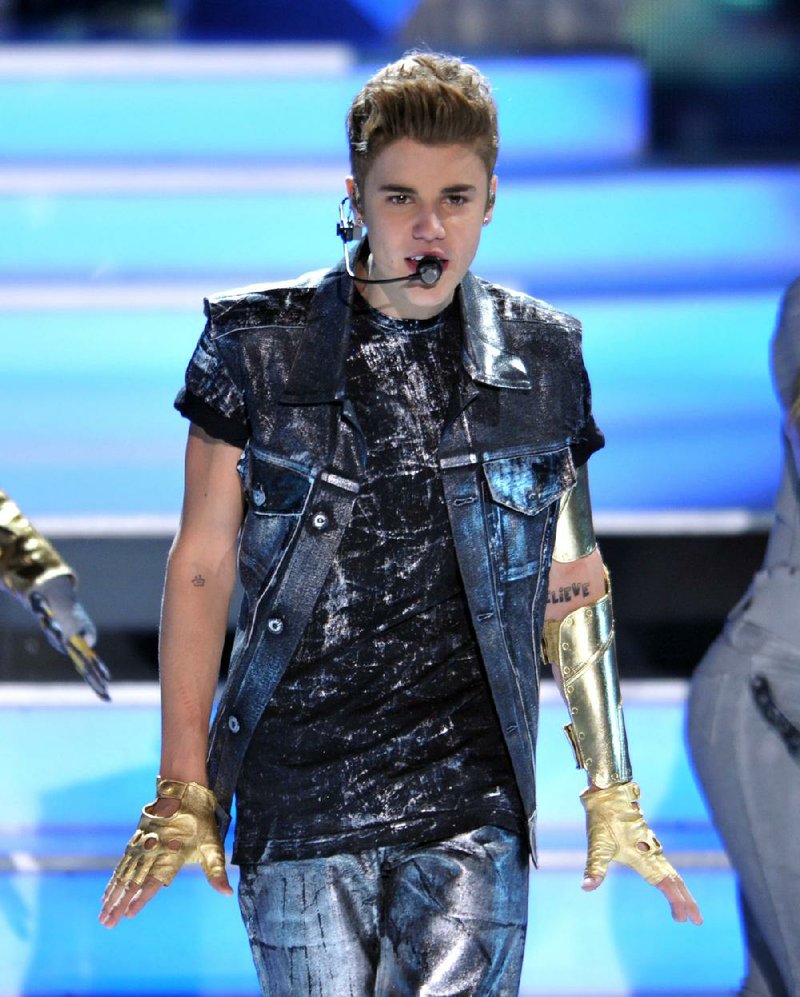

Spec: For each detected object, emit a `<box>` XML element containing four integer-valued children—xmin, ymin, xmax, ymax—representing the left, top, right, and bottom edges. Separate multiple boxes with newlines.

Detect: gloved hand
<box><xmin>581</xmin><ymin>781</ymin><xmax>703</xmax><ymax>924</ymax></box>
<box><xmin>30</xmin><ymin>574</ymin><xmax>96</xmax><ymax>645</ymax></box>
<box><xmin>100</xmin><ymin>778</ymin><xmax>232</xmax><ymax>928</ymax></box>
<box><xmin>28</xmin><ymin>575</ymin><xmax>111</xmax><ymax>700</ymax></box>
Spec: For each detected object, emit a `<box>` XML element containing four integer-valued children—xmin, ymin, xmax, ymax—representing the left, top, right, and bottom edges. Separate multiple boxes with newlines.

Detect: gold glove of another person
<box><xmin>581</xmin><ymin>781</ymin><xmax>678</xmax><ymax>885</ymax></box>
<box><xmin>110</xmin><ymin>778</ymin><xmax>226</xmax><ymax>888</ymax></box>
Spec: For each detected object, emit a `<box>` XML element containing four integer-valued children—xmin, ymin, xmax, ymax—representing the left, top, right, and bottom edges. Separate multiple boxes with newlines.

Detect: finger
<box><xmin>101</xmin><ymin>873</ymin><xmax>123</xmax><ymax>907</ymax></box>
<box><xmin>99</xmin><ymin>879</ymin><xmax>140</xmax><ymax>928</ymax></box>
<box><xmin>123</xmin><ymin>877</ymin><xmax>164</xmax><ymax>918</ymax></box>
<box><xmin>672</xmin><ymin>876</ymin><xmax>703</xmax><ymax>926</ymax></box>
<box><xmin>99</xmin><ymin>848</ymin><xmax>155</xmax><ymax>922</ymax></box>
<box><xmin>209</xmin><ymin>873</ymin><xmax>234</xmax><ymax>896</ymax></box>
<box><xmin>581</xmin><ymin>873</ymin><xmax>604</xmax><ymax>892</ymax></box>
<box><xmin>100</xmin><ymin>866</ymin><xmax>139</xmax><ymax>913</ymax></box>
<box><xmin>100</xmin><ymin>875</ymin><xmax>162</xmax><ymax>927</ymax></box>
<box><xmin>656</xmin><ymin>874</ymin><xmax>703</xmax><ymax>926</ymax></box>
<box><xmin>66</xmin><ymin>637</ymin><xmax>111</xmax><ymax>701</ymax></box>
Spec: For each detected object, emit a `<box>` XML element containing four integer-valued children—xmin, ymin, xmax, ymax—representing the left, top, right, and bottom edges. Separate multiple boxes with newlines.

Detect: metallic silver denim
<box><xmin>237</xmin><ymin>825</ymin><xmax>529</xmax><ymax>996</ymax></box>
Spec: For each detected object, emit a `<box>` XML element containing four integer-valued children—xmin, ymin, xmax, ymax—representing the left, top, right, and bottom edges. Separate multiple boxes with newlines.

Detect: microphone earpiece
<box><xmin>336</xmin><ymin>198</ymin><xmax>363</xmax><ymax>244</ymax></box>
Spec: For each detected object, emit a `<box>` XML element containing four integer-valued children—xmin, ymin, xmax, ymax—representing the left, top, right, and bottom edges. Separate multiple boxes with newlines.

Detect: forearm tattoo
<box><xmin>192</xmin><ymin>575</ymin><xmax>206</xmax><ymax>587</ymax></box>
<box><xmin>547</xmin><ymin>580</ymin><xmax>590</xmax><ymax>605</ymax></box>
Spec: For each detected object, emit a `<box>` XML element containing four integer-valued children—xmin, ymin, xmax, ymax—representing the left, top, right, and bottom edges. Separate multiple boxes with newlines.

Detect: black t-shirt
<box><xmin>232</xmin><ymin>297</ymin><xmax>526</xmax><ymax>862</ymax></box>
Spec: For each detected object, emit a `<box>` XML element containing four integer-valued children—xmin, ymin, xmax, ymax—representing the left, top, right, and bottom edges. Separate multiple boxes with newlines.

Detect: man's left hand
<box><xmin>580</xmin><ymin>781</ymin><xmax>703</xmax><ymax>925</ymax></box>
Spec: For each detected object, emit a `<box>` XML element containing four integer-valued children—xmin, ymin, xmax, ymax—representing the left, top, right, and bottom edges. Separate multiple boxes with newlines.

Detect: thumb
<box><xmin>199</xmin><ymin>842</ymin><xmax>233</xmax><ymax>895</ymax></box>
<box><xmin>582</xmin><ymin>870</ymin><xmax>605</xmax><ymax>892</ymax></box>
<box><xmin>209</xmin><ymin>872</ymin><xmax>234</xmax><ymax>896</ymax></box>
<box><xmin>583</xmin><ymin>835</ymin><xmax>615</xmax><ymax>887</ymax></box>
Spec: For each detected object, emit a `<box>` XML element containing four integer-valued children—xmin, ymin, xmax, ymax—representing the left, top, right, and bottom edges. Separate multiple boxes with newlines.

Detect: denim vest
<box><xmin>202</xmin><ymin>253</ymin><xmax>592</xmax><ymax>859</ymax></box>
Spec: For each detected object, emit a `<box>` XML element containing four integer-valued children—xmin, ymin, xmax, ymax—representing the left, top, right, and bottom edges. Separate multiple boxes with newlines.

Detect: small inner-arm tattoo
<box><xmin>191</xmin><ymin>574</ymin><xmax>206</xmax><ymax>587</ymax></box>
<box><xmin>547</xmin><ymin>581</ymin><xmax>591</xmax><ymax>605</ymax></box>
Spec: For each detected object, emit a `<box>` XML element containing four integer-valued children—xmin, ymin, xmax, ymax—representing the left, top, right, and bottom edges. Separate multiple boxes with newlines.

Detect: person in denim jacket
<box><xmin>690</xmin><ymin>278</ymin><xmax>800</xmax><ymax>996</ymax></box>
<box><xmin>101</xmin><ymin>52</ymin><xmax>700</xmax><ymax>994</ymax></box>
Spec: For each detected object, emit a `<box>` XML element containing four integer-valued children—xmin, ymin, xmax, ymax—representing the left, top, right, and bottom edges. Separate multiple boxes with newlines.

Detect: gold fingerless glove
<box><xmin>112</xmin><ymin>778</ymin><xmax>226</xmax><ymax>887</ymax></box>
<box><xmin>582</xmin><ymin>781</ymin><xmax>678</xmax><ymax>885</ymax></box>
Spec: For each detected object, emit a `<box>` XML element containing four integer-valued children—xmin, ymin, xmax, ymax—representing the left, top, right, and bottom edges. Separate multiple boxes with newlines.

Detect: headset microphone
<box><xmin>336</xmin><ymin>198</ymin><xmax>443</xmax><ymax>288</ymax></box>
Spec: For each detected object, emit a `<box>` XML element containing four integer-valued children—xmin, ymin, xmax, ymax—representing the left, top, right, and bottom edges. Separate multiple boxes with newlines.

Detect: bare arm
<box><xmin>100</xmin><ymin>424</ymin><xmax>244</xmax><ymax>926</ymax></box>
<box><xmin>158</xmin><ymin>424</ymin><xmax>245</xmax><ymax>784</ymax></box>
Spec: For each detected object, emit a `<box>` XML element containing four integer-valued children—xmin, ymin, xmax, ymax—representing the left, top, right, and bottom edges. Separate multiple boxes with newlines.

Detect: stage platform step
<box><xmin>0</xmin><ymin>682</ymin><xmax>745</xmax><ymax>996</ymax></box>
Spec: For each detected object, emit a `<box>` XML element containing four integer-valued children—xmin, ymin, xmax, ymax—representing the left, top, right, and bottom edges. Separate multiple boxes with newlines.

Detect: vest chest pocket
<box><xmin>236</xmin><ymin>447</ymin><xmax>314</xmax><ymax>595</ymax></box>
<box><xmin>482</xmin><ymin>448</ymin><xmax>575</xmax><ymax>581</ymax></box>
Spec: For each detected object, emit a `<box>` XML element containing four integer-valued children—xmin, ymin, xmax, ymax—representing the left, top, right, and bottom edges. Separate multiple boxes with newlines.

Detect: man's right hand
<box><xmin>99</xmin><ymin>778</ymin><xmax>232</xmax><ymax>928</ymax></box>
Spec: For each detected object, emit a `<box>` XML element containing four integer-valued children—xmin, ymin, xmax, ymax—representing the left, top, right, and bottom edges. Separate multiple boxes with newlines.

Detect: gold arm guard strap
<box><xmin>0</xmin><ymin>490</ymin><xmax>74</xmax><ymax>599</ymax></box>
<box><xmin>552</xmin><ymin>463</ymin><xmax>596</xmax><ymax>562</ymax></box>
<box><xmin>543</xmin><ymin>582</ymin><xmax>632</xmax><ymax>788</ymax></box>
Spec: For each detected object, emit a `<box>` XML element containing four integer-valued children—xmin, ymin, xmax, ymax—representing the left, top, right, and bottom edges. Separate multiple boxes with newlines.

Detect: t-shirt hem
<box><xmin>232</xmin><ymin>806</ymin><xmax>527</xmax><ymax>865</ymax></box>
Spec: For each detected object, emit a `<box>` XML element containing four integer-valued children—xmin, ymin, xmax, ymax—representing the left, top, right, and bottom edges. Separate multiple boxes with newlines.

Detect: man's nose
<box><xmin>412</xmin><ymin>205</ymin><xmax>445</xmax><ymax>240</ymax></box>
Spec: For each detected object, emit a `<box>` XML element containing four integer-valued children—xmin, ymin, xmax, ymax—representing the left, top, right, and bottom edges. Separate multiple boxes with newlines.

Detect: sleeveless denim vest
<box><xmin>199</xmin><ymin>251</ymin><xmax>593</xmax><ymax>861</ymax></box>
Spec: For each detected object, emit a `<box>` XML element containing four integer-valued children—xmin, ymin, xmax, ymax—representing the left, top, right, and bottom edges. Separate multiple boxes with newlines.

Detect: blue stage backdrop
<box><xmin>0</xmin><ymin>46</ymin><xmax>794</xmax><ymax>520</ymax></box>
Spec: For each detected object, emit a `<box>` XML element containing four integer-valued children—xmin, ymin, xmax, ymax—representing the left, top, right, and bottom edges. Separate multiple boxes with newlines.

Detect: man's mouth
<box><xmin>406</xmin><ymin>254</ymin><xmax>448</xmax><ymax>272</ymax></box>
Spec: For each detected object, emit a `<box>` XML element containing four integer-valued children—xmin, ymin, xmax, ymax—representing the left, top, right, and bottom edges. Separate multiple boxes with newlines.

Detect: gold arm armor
<box><xmin>543</xmin><ymin>466</ymin><xmax>632</xmax><ymax>788</ymax></box>
<box><xmin>0</xmin><ymin>489</ymin><xmax>74</xmax><ymax>600</ymax></box>
<box><xmin>552</xmin><ymin>463</ymin><xmax>597</xmax><ymax>562</ymax></box>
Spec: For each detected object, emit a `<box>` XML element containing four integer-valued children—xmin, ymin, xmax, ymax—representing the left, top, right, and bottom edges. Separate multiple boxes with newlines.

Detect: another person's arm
<box><xmin>544</xmin><ymin>464</ymin><xmax>702</xmax><ymax>925</ymax></box>
<box><xmin>100</xmin><ymin>425</ymin><xmax>244</xmax><ymax>926</ymax></box>
<box><xmin>0</xmin><ymin>489</ymin><xmax>110</xmax><ymax>699</ymax></box>
<box><xmin>772</xmin><ymin>277</ymin><xmax>800</xmax><ymax>468</ymax></box>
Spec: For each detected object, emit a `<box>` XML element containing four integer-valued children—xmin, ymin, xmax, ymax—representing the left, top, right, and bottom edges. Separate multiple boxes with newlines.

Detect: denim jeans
<box><xmin>237</xmin><ymin>824</ymin><xmax>529</xmax><ymax>996</ymax></box>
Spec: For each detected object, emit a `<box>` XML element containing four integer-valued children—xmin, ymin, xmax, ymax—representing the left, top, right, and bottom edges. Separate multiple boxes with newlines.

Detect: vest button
<box><xmin>311</xmin><ymin>511</ymin><xmax>329</xmax><ymax>530</ymax></box>
<box><xmin>228</xmin><ymin>715</ymin><xmax>240</xmax><ymax>734</ymax></box>
<box><xmin>267</xmin><ymin>617</ymin><xmax>284</xmax><ymax>635</ymax></box>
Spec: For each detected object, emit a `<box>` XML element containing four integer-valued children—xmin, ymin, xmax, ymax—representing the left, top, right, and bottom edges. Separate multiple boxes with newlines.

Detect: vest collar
<box><xmin>459</xmin><ymin>271</ymin><xmax>531</xmax><ymax>390</ymax></box>
<box><xmin>280</xmin><ymin>243</ymin><xmax>531</xmax><ymax>405</ymax></box>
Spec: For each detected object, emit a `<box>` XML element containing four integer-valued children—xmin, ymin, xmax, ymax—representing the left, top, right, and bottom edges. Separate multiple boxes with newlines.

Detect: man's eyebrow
<box><xmin>376</xmin><ymin>183</ymin><xmax>479</xmax><ymax>194</ymax></box>
<box><xmin>377</xmin><ymin>184</ymin><xmax>417</xmax><ymax>194</ymax></box>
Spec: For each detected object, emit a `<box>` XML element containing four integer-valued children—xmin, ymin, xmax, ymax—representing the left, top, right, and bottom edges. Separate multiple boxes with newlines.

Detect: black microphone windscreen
<box><xmin>416</xmin><ymin>257</ymin><xmax>442</xmax><ymax>286</ymax></box>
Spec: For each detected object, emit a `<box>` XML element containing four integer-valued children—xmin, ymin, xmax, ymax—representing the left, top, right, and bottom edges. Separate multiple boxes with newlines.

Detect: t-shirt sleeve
<box><xmin>570</xmin><ymin>361</ymin><xmax>605</xmax><ymax>469</ymax></box>
<box><xmin>173</xmin><ymin>315</ymin><xmax>250</xmax><ymax>447</ymax></box>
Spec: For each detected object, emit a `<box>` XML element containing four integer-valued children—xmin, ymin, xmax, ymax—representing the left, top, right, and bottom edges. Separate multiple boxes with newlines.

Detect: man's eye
<box><xmin>389</xmin><ymin>194</ymin><xmax>410</xmax><ymax>204</ymax></box>
<box><xmin>447</xmin><ymin>195</ymin><xmax>467</xmax><ymax>206</ymax></box>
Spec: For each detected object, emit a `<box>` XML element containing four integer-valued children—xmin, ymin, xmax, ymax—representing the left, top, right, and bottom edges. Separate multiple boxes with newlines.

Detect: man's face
<box><xmin>346</xmin><ymin>138</ymin><xmax>496</xmax><ymax>321</ymax></box>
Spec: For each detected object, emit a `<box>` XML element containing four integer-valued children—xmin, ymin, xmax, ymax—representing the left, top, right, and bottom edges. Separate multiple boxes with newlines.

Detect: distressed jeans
<box><xmin>237</xmin><ymin>824</ymin><xmax>529</xmax><ymax>996</ymax></box>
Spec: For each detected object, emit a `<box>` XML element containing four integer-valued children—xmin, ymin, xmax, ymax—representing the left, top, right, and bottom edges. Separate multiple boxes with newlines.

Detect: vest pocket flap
<box><xmin>241</xmin><ymin>451</ymin><xmax>313</xmax><ymax>515</ymax></box>
<box><xmin>483</xmin><ymin>448</ymin><xmax>575</xmax><ymax>515</ymax></box>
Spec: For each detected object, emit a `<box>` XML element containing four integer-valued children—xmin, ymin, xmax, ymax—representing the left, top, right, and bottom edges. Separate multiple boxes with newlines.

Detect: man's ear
<box><xmin>345</xmin><ymin>176</ymin><xmax>362</xmax><ymax>218</ymax></box>
<box><xmin>484</xmin><ymin>175</ymin><xmax>498</xmax><ymax>224</ymax></box>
